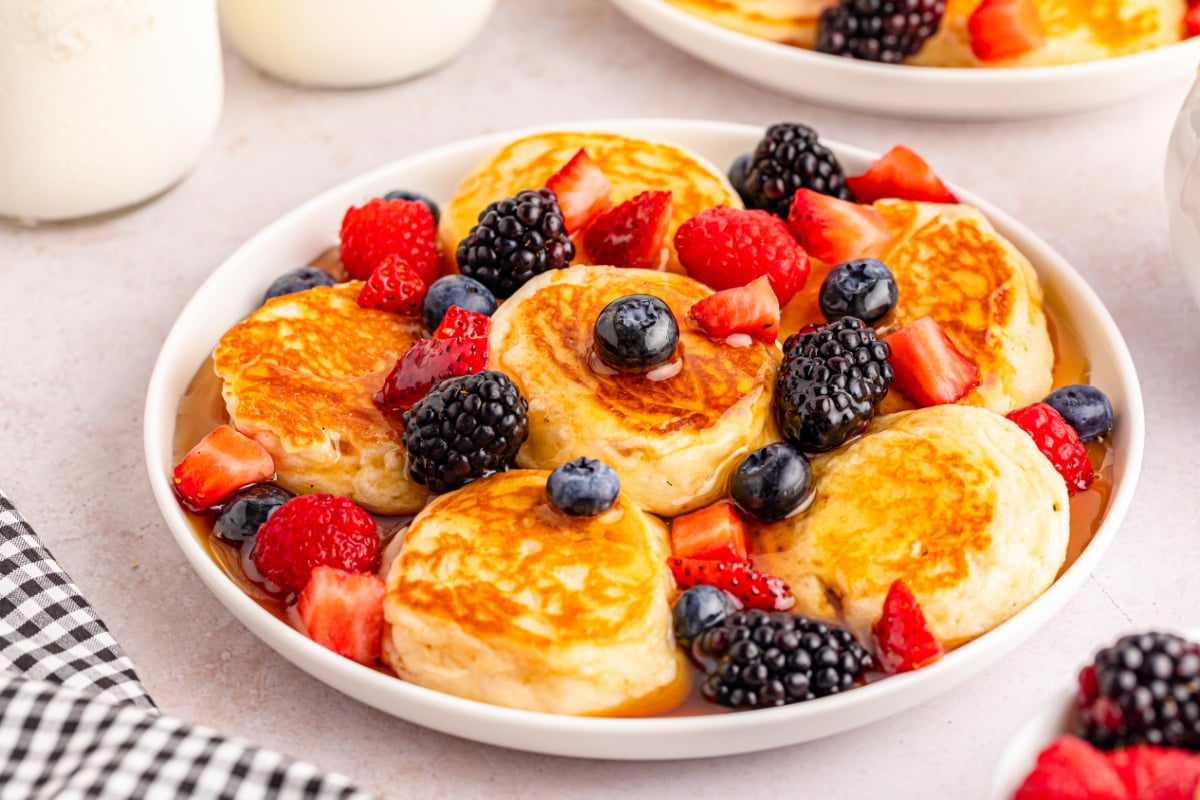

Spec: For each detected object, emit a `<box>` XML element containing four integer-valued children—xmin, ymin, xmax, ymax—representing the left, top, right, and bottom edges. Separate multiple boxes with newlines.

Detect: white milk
<box><xmin>0</xmin><ymin>0</ymin><xmax>223</xmax><ymax>223</ymax></box>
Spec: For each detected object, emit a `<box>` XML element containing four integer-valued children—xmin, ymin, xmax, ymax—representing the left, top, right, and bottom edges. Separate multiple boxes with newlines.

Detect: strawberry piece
<box><xmin>787</xmin><ymin>189</ymin><xmax>892</xmax><ymax>266</ymax></box>
<box><xmin>674</xmin><ymin>206</ymin><xmax>810</xmax><ymax>305</ymax></box>
<box><xmin>432</xmin><ymin>305</ymin><xmax>490</xmax><ymax>339</ymax></box>
<box><xmin>846</xmin><ymin>145</ymin><xmax>957</xmax><ymax>205</ymax></box>
<box><xmin>668</xmin><ymin>557</ymin><xmax>793</xmax><ymax>612</ymax></box>
<box><xmin>173</xmin><ymin>425</ymin><xmax>274</xmax><ymax>510</ymax></box>
<box><xmin>968</xmin><ymin>0</ymin><xmax>1045</xmax><ymax>62</ymax></box>
<box><xmin>872</xmin><ymin>579</ymin><xmax>943</xmax><ymax>674</ymax></box>
<box><xmin>339</xmin><ymin>197</ymin><xmax>438</xmax><ymax>284</ymax></box>
<box><xmin>688</xmin><ymin>275</ymin><xmax>780</xmax><ymax>344</ymax></box>
<box><xmin>374</xmin><ymin>336</ymin><xmax>489</xmax><ymax>413</ymax></box>
<box><xmin>1108</xmin><ymin>746</ymin><xmax>1200</xmax><ymax>800</ymax></box>
<box><xmin>884</xmin><ymin>316</ymin><xmax>981</xmax><ymax>407</ymax></box>
<box><xmin>297</xmin><ymin>565</ymin><xmax>386</xmax><ymax>665</ymax></box>
<box><xmin>1188</xmin><ymin>5</ymin><xmax>1200</xmax><ymax>38</ymax></box>
<box><xmin>251</xmin><ymin>494</ymin><xmax>379</xmax><ymax>595</ymax></box>
<box><xmin>545</xmin><ymin>148</ymin><xmax>612</xmax><ymax>234</ymax></box>
<box><xmin>356</xmin><ymin>255</ymin><xmax>427</xmax><ymax>314</ymax></box>
<box><xmin>1014</xmin><ymin>737</ymin><xmax>1129</xmax><ymax>800</ymax></box>
<box><xmin>582</xmin><ymin>190</ymin><xmax>673</xmax><ymax>270</ymax></box>
<box><xmin>670</xmin><ymin>502</ymin><xmax>749</xmax><ymax>563</ymax></box>
<box><xmin>1006</xmin><ymin>402</ymin><xmax>1095</xmax><ymax>495</ymax></box>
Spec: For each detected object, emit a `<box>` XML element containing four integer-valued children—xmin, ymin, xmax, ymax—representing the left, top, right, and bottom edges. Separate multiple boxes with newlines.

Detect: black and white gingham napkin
<box><xmin>0</xmin><ymin>491</ymin><xmax>378</xmax><ymax>800</ymax></box>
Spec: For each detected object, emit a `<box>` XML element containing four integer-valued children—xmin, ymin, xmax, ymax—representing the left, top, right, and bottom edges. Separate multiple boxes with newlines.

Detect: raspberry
<box><xmin>251</xmin><ymin>494</ymin><xmax>379</xmax><ymax>595</ymax></box>
<box><xmin>1006</xmin><ymin>402</ymin><xmax>1094</xmax><ymax>495</ymax></box>
<box><xmin>356</xmin><ymin>255</ymin><xmax>427</xmax><ymax>314</ymax></box>
<box><xmin>339</xmin><ymin>198</ymin><xmax>438</xmax><ymax>284</ymax></box>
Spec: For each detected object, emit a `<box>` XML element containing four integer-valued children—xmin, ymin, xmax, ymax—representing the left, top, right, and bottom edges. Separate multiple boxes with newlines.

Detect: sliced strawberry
<box><xmin>787</xmin><ymin>188</ymin><xmax>892</xmax><ymax>266</ymax></box>
<box><xmin>297</xmin><ymin>565</ymin><xmax>386</xmax><ymax>665</ymax></box>
<box><xmin>432</xmin><ymin>305</ymin><xmax>490</xmax><ymax>339</ymax></box>
<box><xmin>374</xmin><ymin>336</ymin><xmax>489</xmax><ymax>413</ymax></box>
<box><xmin>1188</xmin><ymin>5</ymin><xmax>1200</xmax><ymax>38</ymax></box>
<box><xmin>846</xmin><ymin>145</ymin><xmax>957</xmax><ymax>205</ymax></box>
<box><xmin>357</xmin><ymin>255</ymin><xmax>427</xmax><ymax>314</ymax></box>
<box><xmin>884</xmin><ymin>316</ymin><xmax>980</xmax><ymax>407</ymax></box>
<box><xmin>582</xmin><ymin>190</ymin><xmax>673</xmax><ymax>270</ymax></box>
<box><xmin>545</xmin><ymin>148</ymin><xmax>612</xmax><ymax>234</ymax></box>
<box><xmin>871</xmin><ymin>579</ymin><xmax>943</xmax><ymax>674</ymax></box>
<box><xmin>688</xmin><ymin>275</ymin><xmax>780</xmax><ymax>344</ymax></box>
<box><xmin>668</xmin><ymin>557</ymin><xmax>793</xmax><ymax>611</ymax></box>
<box><xmin>670</xmin><ymin>502</ymin><xmax>749</xmax><ymax>563</ymax></box>
<box><xmin>968</xmin><ymin>0</ymin><xmax>1045</xmax><ymax>62</ymax></box>
<box><xmin>1014</xmin><ymin>737</ymin><xmax>1129</xmax><ymax>800</ymax></box>
<box><xmin>173</xmin><ymin>425</ymin><xmax>274</xmax><ymax>510</ymax></box>
<box><xmin>1108</xmin><ymin>746</ymin><xmax>1200</xmax><ymax>800</ymax></box>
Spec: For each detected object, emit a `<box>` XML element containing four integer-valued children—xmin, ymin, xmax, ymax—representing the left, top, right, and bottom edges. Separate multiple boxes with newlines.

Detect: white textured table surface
<box><xmin>3</xmin><ymin>1</ymin><xmax>1199</xmax><ymax>797</ymax></box>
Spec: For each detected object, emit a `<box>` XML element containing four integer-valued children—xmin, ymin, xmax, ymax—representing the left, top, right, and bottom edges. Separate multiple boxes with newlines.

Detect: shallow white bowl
<box><xmin>607</xmin><ymin>0</ymin><xmax>1200</xmax><ymax>120</ymax></box>
<box><xmin>144</xmin><ymin>119</ymin><xmax>1145</xmax><ymax>760</ymax></box>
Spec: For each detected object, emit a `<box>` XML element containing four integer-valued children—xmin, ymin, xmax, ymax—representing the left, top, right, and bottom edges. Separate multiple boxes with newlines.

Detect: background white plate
<box><xmin>144</xmin><ymin>119</ymin><xmax>1145</xmax><ymax>760</ymax></box>
<box><xmin>607</xmin><ymin>0</ymin><xmax>1200</xmax><ymax>120</ymax></box>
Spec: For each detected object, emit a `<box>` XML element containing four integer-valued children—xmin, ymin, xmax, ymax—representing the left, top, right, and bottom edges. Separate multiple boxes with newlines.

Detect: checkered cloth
<box><xmin>0</xmin><ymin>492</ymin><xmax>377</xmax><ymax>800</ymax></box>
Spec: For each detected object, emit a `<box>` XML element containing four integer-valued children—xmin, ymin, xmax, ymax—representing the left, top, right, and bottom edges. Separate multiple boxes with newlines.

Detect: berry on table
<box><xmin>729</xmin><ymin>443</ymin><xmax>814</xmax><ymax>522</ymax></box>
<box><xmin>382</xmin><ymin>188</ymin><xmax>441</xmax><ymax>227</ymax></box>
<box><xmin>545</xmin><ymin>148</ymin><xmax>612</xmax><ymax>234</ymax></box>
<box><xmin>740</xmin><ymin>123</ymin><xmax>855</xmax><ymax>218</ymax></box>
<box><xmin>251</xmin><ymin>493</ymin><xmax>379</xmax><ymax>595</ymax></box>
<box><xmin>545</xmin><ymin>457</ymin><xmax>621</xmax><ymax>516</ymax></box>
<box><xmin>688</xmin><ymin>275</ymin><xmax>780</xmax><ymax>344</ymax></box>
<box><xmin>1011</xmin><ymin>736</ymin><xmax>1131</xmax><ymax>800</ymax></box>
<box><xmin>668</xmin><ymin>558</ymin><xmax>793</xmax><ymax>612</ymax></box>
<box><xmin>214</xmin><ymin>483</ymin><xmax>294</xmax><ymax>542</ymax></box>
<box><xmin>787</xmin><ymin>188</ymin><xmax>892</xmax><ymax>266</ymax></box>
<box><xmin>421</xmin><ymin>274</ymin><xmax>497</xmax><ymax>331</ymax></box>
<box><xmin>1043</xmin><ymin>384</ymin><xmax>1114</xmax><ymax>442</ymax></box>
<box><xmin>818</xmin><ymin>258</ymin><xmax>899</xmax><ymax>325</ymax></box>
<box><xmin>670</xmin><ymin>502</ymin><xmax>749</xmax><ymax>563</ymax></box>
<box><xmin>456</xmin><ymin>188</ymin><xmax>574</xmax><ymax>298</ymax></box>
<box><xmin>297</xmin><ymin>565</ymin><xmax>387</xmax><ymax>665</ymax></box>
<box><xmin>432</xmin><ymin>305</ymin><xmax>491</xmax><ymax>339</ymax></box>
<box><xmin>356</xmin><ymin>255</ymin><xmax>427</xmax><ymax>314</ymax></box>
<box><xmin>871</xmin><ymin>579</ymin><xmax>943</xmax><ymax>674</ymax></box>
<box><xmin>373</xmin><ymin>336</ymin><xmax>489</xmax><ymax>414</ymax></box>
<box><xmin>1006</xmin><ymin>402</ymin><xmax>1094</xmax><ymax>495</ymax></box>
<box><xmin>263</xmin><ymin>266</ymin><xmax>336</xmax><ymax>304</ymax></box>
<box><xmin>884</xmin><ymin>316</ymin><xmax>980</xmax><ymax>407</ymax></box>
<box><xmin>173</xmin><ymin>425</ymin><xmax>275</xmax><ymax>510</ymax></box>
<box><xmin>816</xmin><ymin>0</ymin><xmax>946</xmax><ymax>63</ymax></box>
<box><xmin>339</xmin><ymin>197</ymin><xmax>438</xmax><ymax>284</ymax></box>
<box><xmin>592</xmin><ymin>294</ymin><xmax>679</xmax><ymax>371</ymax></box>
<box><xmin>673</xmin><ymin>585</ymin><xmax>737</xmax><ymax>644</ymax></box>
<box><xmin>846</xmin><ymin>145</ymin><xmax>957</xmax><ymax>204</ymax></box>
<box><xmin>582</xmin><ymin>190</ymin><xmax>673</xmax><ymax>271</ymax></box>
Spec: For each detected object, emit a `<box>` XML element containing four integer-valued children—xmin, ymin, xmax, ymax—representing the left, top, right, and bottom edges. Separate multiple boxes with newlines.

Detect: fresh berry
<box><xmin>730</xmin><ymin>443</ymin><xmax>814</xmax><ymax>522</ymax></box>
<box><xmin>691</xmin><ymin>609</ymin><xmax>873</xmax><ymax>709</ymax></box>
<box><xmin>872</xmin><ymin>579</ymin><xmax>943</xmax><ymax>674</ymax></box>
<box><xmin>382</xmin><ymin>189</ymin><xmax>440</xmax><ymax>227</ymax></box>
<box><xmin>356</xmin><ymin>256</ymin><xmax>427</xmax><ymax>314</ymax></box>
<box><xmin>1188</xmin><ymin>5</ymin><xmax>1200</xmax><ymax>38</ymax></box>
<box><xmin>673</xmin><ymin>585</ymin><xmax>738</xmax><ymax>643</ymax></box>
<box><xmin>968</xmin><ymin>0</ymin><xmax>1045</xmax><ymax>62</ymax></box>
<box><xmin>1013</xmin><ymin>736</ymin><xmax>1129</xmax><ymax>800</ymax></box>
<box><xmin>740</xmin><ymin>123</ymin><xmax>855</xmax><ymax>218</ymax></box>
<box><xmin>885</xmin><ymin>316</ymin><xmax>980</xmax><ymax>407</ymax></box>
<box><xmin>728</xmin><ymin>153</ymin><xmax>752</xmax><ymax>204</ymax></box>
<box><xmin>1006</xmin><ymin>402</ymin><xmax>1094</xmax><ymax>495</ymax></box>
<box><xmin>545</xmin><ymin>148</ymin><xmax>612</xmax><ymax>234</ymax></box>
<box><xmin>847</xmin><ymin>145</ymin><xmax>957</xmax><ymax>204</ymax></box>
<box><xmin>545</xmin><ymin>457</ymin><xmax>621</xmax><ymax>516</ymax></box>
<box><xmin>374</xmin><ymin>336</ymin><xmax>489</xmax><ymax>414</ymax></box>
<box><xmin>819</xmin><ymin>258</ymin><xmax>898</xmax><ymax>325</ymax></box>
<box><xmin>674</xmin><ymin>206</ymin><xmax>810</xmax><ymax>305</ymax></box>
<box><xmin>1108</xmin><ymin>746</ymin><xmax>1200</xmax><ymax>799</ymax></box>
<box><xmin>173</xmin><ymin>425</ymin><xmax>275</xmax><ymax>510</ymax></box>
<box><xmin>214</xmin><ymin>484</ymin><xmax>293</xmax><ymax>542</ymax></box>
<box><xmin>816</xmin><ymin>0</ymin><xmax>946</xmax><ymax>63</ymax></box>
<box><xmin>670</xmin><ymin>502</ymin><xmax>749</xmax><ymax>563</ymax></box>
<box><xmin>297</xmin><ymin>565</ymin><xmax>386</xmax><ymax>665</ymax></box>
<box><xmin>432</xmin><ymin>305</ymin><xmax>491</xmax><ymax>339</ymax></box>
<box><xmin>787</xmin><ymin>188</ymin><xmax>892</xmax><ymax>266</ymax></box>
<box><xmin>251</xmin><ymin>493</ymin><xmax>379</xmax><ymax>595</ymax></box>
<box><xmin>592</xmin><ymin>294</ymin><xmax>679</xmax><ymax>371</ymax></box>
<box><xmin>339</xmin><ymin>198</ymin><xmax>438</xmax><ymax>284</ymax></box>
<box><xmin>1043</xmin><ymin>384</ymin><xmax>1114</xmax><ymax>442</ymax></box>
<box><xmin>421</xmin><ymin>274</ymin><xmax>497</xmax><ymax>330</ymax></box>
<box><xmin>668</xmin><ymin>558</ymin><xmax>794</xmax><ymax>612</ymax></box>
<box><xmin>263</xmin><ymin>267</ymin><xmax>336</xmax><ymax>304</ymax></box>
<box><xmin>456</xmin><ymin>188</ymin><xmax>574</xmax><ymax>298</ymax></box>
<box><xmin>688</xmin><ymin>275</ymin><xmax>780</xmax><ymax>344</ymax></box>
<box><xmin>582</xmin><ymin>190</ymin><xmax>672</xmax><ymax>270</ymax></box>
<box><xmin>402</xmin><ymin>371</ymin><xmax>529</xmax><ymax>493</ymax></box>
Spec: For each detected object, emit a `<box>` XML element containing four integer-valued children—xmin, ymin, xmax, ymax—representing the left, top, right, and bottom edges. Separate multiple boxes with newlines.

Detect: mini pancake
<box><xmin>660</xmin><ymin>0</ymin><xmax>827</xmax><ymax>47</ymax></box>
<box><xmin>212</xmin><ymin>282</ymin><xmax>429</xmax><ymax>515</ymax></box>
<box><xmin>753</xmin><ymin>405</ymin><xmax>1070</xmax><ymax>649</ymax></box>
<box><xmin>487</xmin><ymin>265</ymin><xmax>780</xmax><ymax>517</ymax></box>
<box><xmin>438</xmin><ymin>130</ymin><xmax>742</xmax><ymax>274</ymax></box>
<box><xmin>381</xmin><ymin>469</ymin><xmax>686</xmax><ymax>716</ymax></box>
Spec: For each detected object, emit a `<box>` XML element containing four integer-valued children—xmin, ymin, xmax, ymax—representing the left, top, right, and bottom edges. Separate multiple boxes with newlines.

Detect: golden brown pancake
<box><xmin>661</xmin><ymin>0</ymin><xmax>826</xmax><ymax>47</ymax></box>
<box><xmin>487</xmin><ymin>265</ymin><xmax>780</xmax><ymax>517</ymax></box>
<box><xmin>213</xmin><ymin>282</ymin><xmax>430</xmax><ymax>515</ymax></box>
<box><xmin>382</xmin><ymin>469</ymin><xmax>686</xmax><ymax>715</ymax></box>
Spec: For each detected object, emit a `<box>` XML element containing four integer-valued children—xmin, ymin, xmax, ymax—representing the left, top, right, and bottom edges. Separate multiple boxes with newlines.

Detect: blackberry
<box><xmin>1076</xmin><ymin>632</ymin><xmax>1200</xmax><ymax>751</ymax></box>
<box><xmin>741</xmin><ymin>123</ymin><xmax>854</xmax><ymax>219</ymax></box>
<box><xmin>456</xmin><ymin>188</ymin><xmax>574</xmax><ymax>298</ymax></box>
<box><xmin>692</xmin><ymin>609</ymin><xmax>873</xmax><ymax>710</ymax></box>
<box><xmin>816</xmin><ymin>0</ymin><xmax>946</xmax><ymax>64</ymax></box>
<box><xmin>775</xmin><ymin>317</ymin><xmax>892</xmax><ymax>452</ymax></box>
<box><xmin>402</xmin><ymin>371</ymin><xmax>529</xmax><ymax>493</ymax></box>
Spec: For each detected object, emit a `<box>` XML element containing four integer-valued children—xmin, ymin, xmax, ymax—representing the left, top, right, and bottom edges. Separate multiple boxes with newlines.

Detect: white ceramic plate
<box><xmin>607</xmin><ymin>0</ymin><xmax>1200</xmax><ymax>120</ymax></box>
<box><xmin>144</xmin><ymin>119</ymin><xmax>1145</xmax><ymax>760</ymax></box>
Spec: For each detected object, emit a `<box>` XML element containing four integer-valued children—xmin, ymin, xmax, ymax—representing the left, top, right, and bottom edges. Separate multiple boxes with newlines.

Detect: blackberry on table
<box><xmin>816</xmin><ymin>0</ymin><xmax>946</xmax><ymax>64</ymax></box>
<box><xmin>741</xmin><ymin>123</ymin><xmax>854</xmax><ymax>219</ymax></box>
<box><xmin>456</xmin><ymin>188</ymin><xmax>574</xmax><ymax>298</ymax></box>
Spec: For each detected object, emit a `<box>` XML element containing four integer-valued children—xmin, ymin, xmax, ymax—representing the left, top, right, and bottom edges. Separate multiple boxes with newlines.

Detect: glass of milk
<box><xmin>1166</xmin><ymin>74</ymin><xmax>1200</xmax><ymax>308</ymax></box>
<box><xmin>0</xmin><ymin>0</ymin><xmax>224</xmax><ymax>224</ymax></box>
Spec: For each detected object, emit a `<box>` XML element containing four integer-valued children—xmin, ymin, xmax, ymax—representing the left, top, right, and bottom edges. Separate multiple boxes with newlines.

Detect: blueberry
<box><xmin>592</xmin><ymin>294</ymin><xmax>679</xmax><ymax>371</ymax></box>
<box><xmin>819</xmin><ymin>259</ymin><xmax>898</xmax><ymax>325</ymax></box>
<box><xmin>546</xmin><ymin>457</ymin><xmax>620</xmax><ymax>516</ymax></box>
<box><xmin>214</xmin><ymin>484</ymin><xmax>294</xmax><ymax>542</ymax></box>
<box><xmin>421</xmin><ymin>274</ymin><xmax>498</xmax><ymax>330</ymax></box>
<box><xmin>1043</xmin><ymin>384</ymin><xmax>1114</xmax><ymax>442</ymax></box>
<box><xmin>730</xmin><ymin>442</ymin><xmax>814</xmax><ymax>521</ymax></box>
<box><xmin>263</xmin><ymin>267</ymin><xmax>336</xmax><ymax>304</ymax></box>
<box><xmin>728</xmin><ymin>153</ymin><xmax>752</xmax><ymax>205</ymax></box>
<box><xmin>673</xmin><ymin>585</ymin><xmax>736</xmax><ymax>643</ymax></box>
<box><xmin>382</xmin><ymin>189</ymin><xmax>440</xmax><ymax>226</ymax></box>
